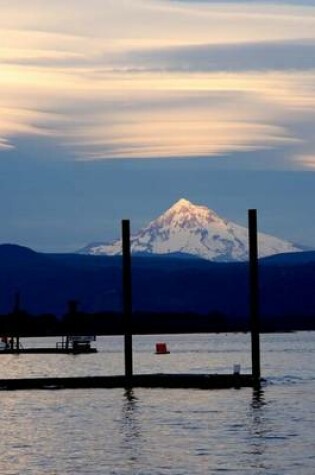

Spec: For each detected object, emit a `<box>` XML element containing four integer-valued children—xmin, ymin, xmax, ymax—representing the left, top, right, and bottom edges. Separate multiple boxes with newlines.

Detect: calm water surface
<box><xmin>0</xmin><ymin>333</ymin><xmax>314</xmax><ymax>474</ymax></box>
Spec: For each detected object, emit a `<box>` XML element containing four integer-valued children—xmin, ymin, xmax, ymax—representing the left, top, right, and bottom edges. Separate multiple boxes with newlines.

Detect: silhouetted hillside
<box><xmin>261</xmin><ymin>250</ymin><xmax>315</xmax><ymax>265</ymax></box>
<box><xmin>0</xmin><ymin>244</ymin><xmax>314</xmax><ymax>331</ymax></box>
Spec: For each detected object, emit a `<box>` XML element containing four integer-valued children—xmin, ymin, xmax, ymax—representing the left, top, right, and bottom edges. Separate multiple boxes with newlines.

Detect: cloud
<box><xmin>5</xmin><ymin>39</ymin><xmax>315</xmax><ymax>74</ymax></box>
<box><xmin>1</xmin><ymin>0</ymin><xmax>315</xmax><ymax>46</ymax></box>
<box><xmin>295</xmin><ymin>155</ymin><xmax>315</xmax><ymax>169</ymax></box>
<box><xmin>168</xmin><ymin>0</ymin><xmax>315</xmax><ymax>5</ymax></box>
<box><xmin>120</xmin><ymin>40</ymin><xmax>315</xmax><ymax>73</ymax></box>
<box><xmin>0</xmin><ymin>0</ymin><xmax>314</xmax><ymax>167</ymax></box>
<box><xmin>0</xmin><ymin>138</ymin><xmax>14</xmax><ymax>151</ymax></box>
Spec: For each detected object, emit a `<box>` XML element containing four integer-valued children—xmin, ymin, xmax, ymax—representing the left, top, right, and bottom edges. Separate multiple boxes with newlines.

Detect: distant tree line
<box><xmin>0</xmin><ymin>308</ymin><xmax>227</xmax><ymax>337</ymax></box>
<box><xmin>0</xmin><ymin>302</ymin><xmax>314</xmax><ymax>336</ymax></box>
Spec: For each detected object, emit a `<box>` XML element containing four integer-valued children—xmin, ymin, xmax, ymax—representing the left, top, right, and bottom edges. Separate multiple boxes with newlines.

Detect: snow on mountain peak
<box><xmin>170</xmin><ymin>198</ymin><xmax>196</xmax><ymax>211</ymax></box>
<box><xmin>172</xmin><ymin>198</ymin><xmax>191</xmax><ymax>207</ymax></box>
<box><xmin>81</xmin><ymin>199</ymin><xmax>302</xmax><ymax>261</ymax></box>
<box><xmin>162</xmin><ymin>198</ymin><xmax>222</xmax><ymax>226</ymax></box>
<box><xmin>168</xmin><ymin>198</ymin><xmax>211</xmax><ymax>214</ymax></box>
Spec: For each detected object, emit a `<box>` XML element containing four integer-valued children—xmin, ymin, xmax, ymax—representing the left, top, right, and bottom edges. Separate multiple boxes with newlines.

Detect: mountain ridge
<box><xmin>81</xmin><ymin>198</ymin><xmax>301</xmax><ymax>261</ymax></box>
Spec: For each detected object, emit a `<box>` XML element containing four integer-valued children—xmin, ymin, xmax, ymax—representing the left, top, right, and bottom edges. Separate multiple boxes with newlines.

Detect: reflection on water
<box><xmin>120</xmin><ymin>389</ymin><xmax>143</xmax><ymax>471</ymax></box>
<box><xmin>248</xmin><ymin>388</ymin><xmax>269</xmax><ymax>470</ymax></box>
<box><xmin>121</xmin><ymin>390</ymin><xmax>141</xmax><ymax>446</ymax></box>
<box><xmin>251</xmin><ymin>387</ymin><xmax>266</xmax><ymax>410</ymax></box>
<box><xmin>0</xmin><ymin>332</ymin><xmax>313</xmax><ymax>474</ymax></box>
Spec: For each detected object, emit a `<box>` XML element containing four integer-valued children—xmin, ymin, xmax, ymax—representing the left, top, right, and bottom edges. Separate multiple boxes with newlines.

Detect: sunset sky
<box><xmin>0</xmin><ymin>0</ymin><xmax>314</xmax><ymax>251</ymax></box>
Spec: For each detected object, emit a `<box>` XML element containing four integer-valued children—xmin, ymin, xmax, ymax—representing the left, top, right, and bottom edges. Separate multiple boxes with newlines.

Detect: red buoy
<box><xmin>155</xmin><ymin>342</ymin><xmax>170</xmax><ymax>354</ymax></box>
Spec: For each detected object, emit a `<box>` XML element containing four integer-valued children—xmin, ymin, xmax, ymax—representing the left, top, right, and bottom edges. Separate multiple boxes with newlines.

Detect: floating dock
<box><xmin>0</xmin><ymin>347</ymin><xmax>97</xmax><ymax>354</ymax></box>
<box><xmin>0</xmin><ymin>334</ymin><xmax>97</xmax><ymax>354</ymax></box>
<box><xmin>0</xmin><ymin>373</ymin><xmax>259</xmax><ymax>391</ymax></box>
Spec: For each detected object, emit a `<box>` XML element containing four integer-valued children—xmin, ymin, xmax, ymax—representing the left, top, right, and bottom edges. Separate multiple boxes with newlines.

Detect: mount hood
<box><xmin>81</xmin><ymin>198</ymin><xmax>301</xmax><ymax>261</ymax></box>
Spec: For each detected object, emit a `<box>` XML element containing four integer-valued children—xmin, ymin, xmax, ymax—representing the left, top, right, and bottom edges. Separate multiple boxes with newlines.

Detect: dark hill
<box><xmin>0</xmin><ymin>244</ymin><xmax>41</xmax><ymax>263</ymax></box>
<box><xmin>261</xmin><ymin>250</ymin><xmax>315</xmax><ymax>265</ymax></box>
<box><xmin>0</xmin><ymin>244</ymin><xmax>314</xmax><ymax>330</ymax></box>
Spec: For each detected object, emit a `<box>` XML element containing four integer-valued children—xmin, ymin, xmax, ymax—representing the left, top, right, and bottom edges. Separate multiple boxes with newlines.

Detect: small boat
<box><xmin>155</xmin><ymin>342</ymin><xmax>170</xmax><ymax>355</ymax></box>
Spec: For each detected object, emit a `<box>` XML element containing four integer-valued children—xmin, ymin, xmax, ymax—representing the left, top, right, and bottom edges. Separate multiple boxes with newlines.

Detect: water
<box><xmin>0</xmin><ymin>333</ymin><xmax>314</xmax><ymax>474</ymax></box>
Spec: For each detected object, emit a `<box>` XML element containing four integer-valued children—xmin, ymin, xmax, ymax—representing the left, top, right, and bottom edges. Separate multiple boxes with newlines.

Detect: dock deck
<box><xmin>0</xmin><ymin>348</ymin><xmax>97</xmax><ymax>354</ymax></box>
<box><xmin>0</xmin><ymin>373</ymin><xmax>259</xmax><ymax>391</ymax></box>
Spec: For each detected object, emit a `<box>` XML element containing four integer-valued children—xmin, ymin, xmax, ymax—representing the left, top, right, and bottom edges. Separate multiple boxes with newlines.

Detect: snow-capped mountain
<box><xmin>81</xmin><ymin>198</ymin><xmax>302</xmax><ymax>261</ymax></box>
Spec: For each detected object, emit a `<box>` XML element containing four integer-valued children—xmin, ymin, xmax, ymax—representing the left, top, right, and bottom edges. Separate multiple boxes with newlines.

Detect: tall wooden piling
<box><xmin>248</xmin><ymin>209</ymin><xmax>261</xmax><ymax>382</ymax></box>
<box><xmin>122</xmin><ymin>219</ymin><xmax>133</xmax><ymax>380</ymax></box>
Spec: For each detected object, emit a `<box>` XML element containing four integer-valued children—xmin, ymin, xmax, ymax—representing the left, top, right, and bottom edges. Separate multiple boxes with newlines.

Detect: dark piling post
<box><xmin>122</xmin><ymin>219</ymin><xmax>133</xmax><ymax>381</ymax></box>
<box><xmin>248</xmin><ymin>209</ymin><xmax>261</xmax><ymax>383</ymax></box>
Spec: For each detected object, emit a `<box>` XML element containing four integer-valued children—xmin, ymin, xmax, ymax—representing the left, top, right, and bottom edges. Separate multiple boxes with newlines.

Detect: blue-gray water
<box><xmin>0</xmin><ymin>333</ymin><xmax>314</xmax><ymax>474</ymax></box>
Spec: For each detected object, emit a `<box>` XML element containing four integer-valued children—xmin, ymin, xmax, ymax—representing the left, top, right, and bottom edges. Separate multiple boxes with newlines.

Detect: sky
<box><xmin>0</xmin><ymin>0</ymin><xmax>314</xmax><ymax>251</ymax></box>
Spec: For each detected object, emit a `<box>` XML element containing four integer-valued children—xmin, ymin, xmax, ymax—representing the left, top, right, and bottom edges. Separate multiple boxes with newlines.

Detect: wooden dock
<box><xmin>0</xmin><ymin>373</ymin><xmax>259</xmax><ymax>391</ymax></box>
<box><xmin>0</xmin><ymin>348</ymin><xmax>97</xmax><ymax>354</ymax></box>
